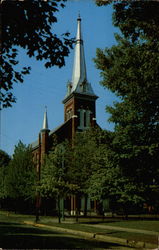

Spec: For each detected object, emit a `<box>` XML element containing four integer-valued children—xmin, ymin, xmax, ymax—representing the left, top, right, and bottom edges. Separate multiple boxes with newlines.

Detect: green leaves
<box><xmin>40</xmin><ymin>141</ymin><xmax>71</xmax><ymax>198</ymax></box>
<box><xmin>0</xmin><ymin>150</ymin><xmax>11</xmax><ymax>168</ymax></box>
<box><xmin>0</xmin><ymin>150</ymin><xmax>11</xmax><ymax>199</ymax></box>
<box><xmin>5</xmin><ymin>141</ymin><xmax>36</xmax><ymax>200</ymax></box>
<box><xmin>40</xmin><ymin>129</ymin><xmax>113</xmax><ymax>200</ymax></box>
<box><xmin>1</xmin><ymin>0</ymin><xmax>74</xmax><ymax>108</ymax></box>
<box><xmin>96</xmin><ymin>1</ymin><xmax>159</xmax><ymax>42</ymax></box>
<box><xmin>94</xmin><ymin>1</ymin><xmax>159</xmax><ymax>211</ymax></box>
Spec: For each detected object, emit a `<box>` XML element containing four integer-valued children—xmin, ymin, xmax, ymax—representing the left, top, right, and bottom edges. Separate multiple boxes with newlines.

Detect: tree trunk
<box><xmin>14</xmin><ymin>199</ymin><xmax>17</xmax><ymax>214</ymax></box>
<box><xmin>84</xmin><ymin>195</ymin><xmax>88</xmax><ymax>217</ymax></box>
<box><xmin>57</xmin><ymin>195</ymin><xmax>61</xmax><ymax>223</ymax></box>
<box><xmin>35</xmin><ymin>193</ymin><xmax>41</xmax><ymax>223</ymax></box>
<box><xmin>123</xmin><ymin>204</ymin><xmax>128</xmax><ymax>220</ymax></box>
<box><xmin>36</xmin><ymin>208</ymin><xmax>40</xmax><ymax>223</ymax></box>
<box><xmin>61</xmin><ymin>198</ymin><xmax>65</xmax><ymax>221</ymax></box>
<box><xmin>75</xmin><ymin>195</ymin><xmax>79</xmax><ymax>223</ymax></box>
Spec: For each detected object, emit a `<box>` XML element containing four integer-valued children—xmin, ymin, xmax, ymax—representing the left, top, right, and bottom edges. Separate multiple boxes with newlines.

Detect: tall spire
<box><xmin>71</xmin><ymin>14</ymin><xmax>87</xmax><ymax>91</ymax></box>
<box><xmin>42</xmin><ymin>106</ymin><xmax>49</xmax><ymax>130</ymax></box>
<box><xmin>65</xmin><ymin>15</ymin><xmax>96</xmax><ymax>97</ymax></box>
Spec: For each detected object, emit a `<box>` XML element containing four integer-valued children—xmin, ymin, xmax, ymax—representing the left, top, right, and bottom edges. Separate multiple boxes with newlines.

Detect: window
<box><xmin>77</xmin><ymin>109</ymin><xmax>91</xmax><ymax>129</ymax></box>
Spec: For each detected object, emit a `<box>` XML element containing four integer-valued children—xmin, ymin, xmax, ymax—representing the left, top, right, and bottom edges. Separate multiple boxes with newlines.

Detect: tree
<box><xmin>40</xmin><ymin>141</ymin><xmax>71</xmax><ymax>222</ymax></box>
<box><xmin>5</xmin><ymin>141</ymin><xmax>36</xmax><ymax>212</ymax></box>
<box><xmin>0</xmin><ymin>149</ymin><xmax>11</xmax><ymax>168</ymax></box>
<box><xmin>0</xmin><ymin>150</ymin><xmax>11</xmax><ymax>201</ymax></box>
<box><xmin>65</xmin><ymin>128</ymin><xmax>115</xmax><ymax>217</ymax></box>
<box><xmin>68</xmin><ymin>129</ymin><xmax>102</xmax><ymax>217</ymax></box>
<box><xmin>94</xmin><ymin>1</ymin><xmax>159</xmax><ymax>211</ymax></box>
<box><xmin>1</xmin><ymin>0</ymin><xmax>74</xmax><ymax>108</ymax></box>
<box><xmin>89</xmin><ymin>165</ymin><xmax>145</xmax><ymax>217</ymax></box>
<box><xmin>96</xmin><ymin>1</ymin><xmax>159</xmax><ymax>43</ymax></box>
<box><xmin>86</xmin><ymin>129</ymin><xmax>144</xmax><ymax>217</ymax></box>
<box><xmin>40</xmin><ymin>129</ymin><xmax>102</xmax><ymax>219</ymax></box>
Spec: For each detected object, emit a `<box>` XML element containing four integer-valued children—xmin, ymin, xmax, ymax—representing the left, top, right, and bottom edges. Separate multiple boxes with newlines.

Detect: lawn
<box><xmin>0</xmin><ymin>211</ymin><xmax>158</xmax><ymax>248</ymax></box>
<box><xmin>0</xmin><ymin>212</ymin><xmax>129</xmax><ymax>249</ymax></box>
<box><xmin>0</xmin><ymin>222</ymin><xmax>123</xmax><ymax>249</ymax></box>
<box><xmin>38</xmin><ymin>218</ymin><xmax>158</xmax><ymax>245</ymax></box>
<box><xmin>102</xmin><ymin>220</ymin><xmax>159</xmax><ymax>232</ymax></box>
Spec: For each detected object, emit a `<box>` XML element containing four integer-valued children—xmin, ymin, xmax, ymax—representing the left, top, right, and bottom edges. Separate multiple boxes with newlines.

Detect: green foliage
<box><xmin>112</xmin><ymin>1</ymin><xmax>159</xmax><ymax>42</ymax></box>
<box><xmin>40</xmin><ymin>141</ymin><xmax>71</xmax><ymax>198</ymax></box>
<box><xmin>94</xmin><ymin>1</ymin><xmax>159</xmax><ymax>210</ymax></box>
<box><xmin>0</xmin><ymin>150</ymin><xmax>11</xmax><ymax>168</ymax></box>
<box><xmin>40</xmin><ymin>129</ymin><xmax>106</xmax><ymax>199</ymax></box>
<box><xmin>1</xmin><ymin>0</ymin><xmax>74</xmax><ymax>108</ymax></box>
<box><xmin>5</xmin><ymin>141</ymin><xmax>36</xmax><ymax>200</ymax></box>
<box><xmin>41</xmin><ymin>128</ymin><xmax>148</xmax><ymax>212</ymax></box>
<box><xmin>41</xmin><ymin>126</ymin><xmax>158</xmax><ymax>213</ymax></box>
<box><xmin>87</xmin><ymin>130</ymin><xmax>145</xmax><ymax>211</ymax></box>
<box><xmin>0</xmin><ymin>167</ymin><xmax>8</xmax><ymax>199</ymax></box>
<box><xmin>96</xmin><ymin>0</ymin><xmax>159</xmax><ymax>42</ymax></box>
<box><xmin>0</xmin><ymin>150</ymin><xmax>11</xmax><ymax>199</ymax></box>
<box><xmin>68</xmin><ymin>130</ymin><xmax>98</xmax><ymax>194</ymax></box>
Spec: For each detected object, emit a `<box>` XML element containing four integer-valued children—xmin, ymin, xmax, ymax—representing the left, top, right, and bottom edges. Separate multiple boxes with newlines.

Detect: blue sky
<box><xmin>1</xmin><ymin>0</ymin><xmax>119</xmax><ymax>156</ymax></box>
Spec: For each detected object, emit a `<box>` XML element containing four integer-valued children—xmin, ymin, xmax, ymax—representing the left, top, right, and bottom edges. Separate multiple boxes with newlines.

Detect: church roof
<box><xmin>30</xmin><ymin>139</ymin><xmax>38</xmax><ymax>149</ymax></box>
<box><xmin>64</xmin><ymin>15</ymin><xmax>97</xmax><ymax>100</ymax></box>
<box><xmin>30</xmin><ymin>119</ymin><xmax>72</xmax><ymax>150</ymax></box>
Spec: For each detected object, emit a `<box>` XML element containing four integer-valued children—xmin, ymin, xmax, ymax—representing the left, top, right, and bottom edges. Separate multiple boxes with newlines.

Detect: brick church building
<box><xmin>31</xmin><ymin>15</ymin><xmax>99</xmax><ymax>215</ymax></box>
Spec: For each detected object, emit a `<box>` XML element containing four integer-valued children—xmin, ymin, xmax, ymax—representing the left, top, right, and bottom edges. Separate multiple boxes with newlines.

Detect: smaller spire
<box><xmin>42</xmin><ymin>106</ymin><xmax>49</xmax><ymax>130</ymax></box>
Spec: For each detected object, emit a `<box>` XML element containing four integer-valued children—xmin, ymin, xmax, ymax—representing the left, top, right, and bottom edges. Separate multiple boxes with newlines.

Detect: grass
<box><xmin>109</xmin><ymin>231</ymin><xmax>158</xmax><ymax>245</ymax></box>
<box><xmin>101</xmin><ymin>220</ymin><xmax>159</xmax><ymax>232</ymax></box>
<box><xmin>0</xmin><ymin>211</ymin><xmax>159</xmax><ymax>248</ymax></box>
<box><xmin>0</xmin><ymin>223</ymin><xmax>122</xmax><ymax>249</ymax></box>
<box><xmin>0</xmin><ymin>212</ymin><xmax>129</xmax><ymax>249</ymax></box>
<box><xmin>38</xmin><ymin>219</ymin><xmax>158</xmax><ymax>245</ymax></box>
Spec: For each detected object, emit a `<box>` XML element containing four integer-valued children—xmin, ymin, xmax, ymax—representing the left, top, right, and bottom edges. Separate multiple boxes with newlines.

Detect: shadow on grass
<box><xmin>0</xmin><ymin>221</ymin><xmax>126</xmax><ymax>249</ymax></box>
<box><xmin>80</xmin><ymin>220</ymin><xmax>119</xmax><ymax>225</ymax></box>
<box><xmin>0</xmin><ymin>221</ymin><xmax>20</xmax><ymax>225</ymax></box>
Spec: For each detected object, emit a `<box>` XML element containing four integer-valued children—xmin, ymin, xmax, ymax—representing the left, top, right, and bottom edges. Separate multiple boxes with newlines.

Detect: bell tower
<box><xmin>62</xmin><ymin>15</ymin><xmax>98</xmax><ymax>138</ymax></box>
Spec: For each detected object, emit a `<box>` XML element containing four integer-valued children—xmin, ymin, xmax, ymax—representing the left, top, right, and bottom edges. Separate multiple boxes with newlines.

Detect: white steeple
<box><xmin>71</xmin><ymin>14</ymin><xmax>87</xmax><ymax>90</ymax></box>
<box><xmin>66</xmin><ymin>15</ymin><xmax>96</xmax><ymax>97</ymax></box>
<box><xmin>42</xmin><ymin>106</ymin><xmax>49</xmax><ymax>130</ymax></box>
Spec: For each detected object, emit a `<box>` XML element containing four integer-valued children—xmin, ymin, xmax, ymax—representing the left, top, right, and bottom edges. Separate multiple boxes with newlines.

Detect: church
<box><xmin>31</xmin><ymin>15</ymin><xmax>100</xmax><ymax>216</ymax></box>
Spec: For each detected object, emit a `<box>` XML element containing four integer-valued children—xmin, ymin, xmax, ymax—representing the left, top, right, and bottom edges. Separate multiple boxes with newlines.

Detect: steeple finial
<box><xmin>78</xmin><ymin>12</ymin><xmax>81</xmax><ymax>21</ymax></box>
<box><xmin>42</xmin><ymin>106</ymin><xmax>49</xmax><ymax>130</ymax></box>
